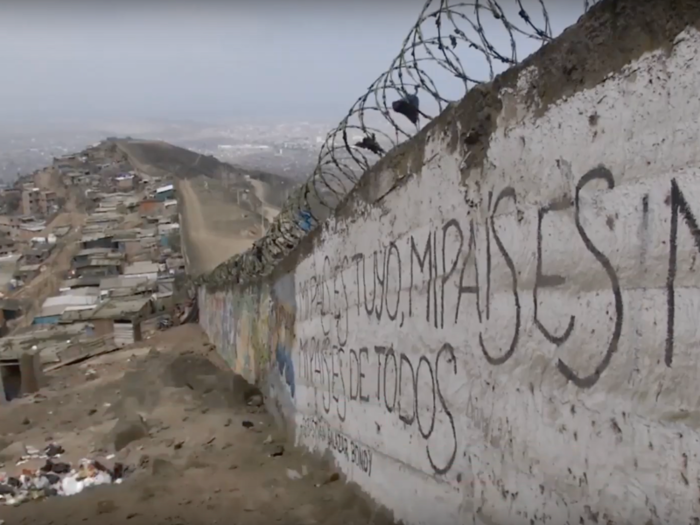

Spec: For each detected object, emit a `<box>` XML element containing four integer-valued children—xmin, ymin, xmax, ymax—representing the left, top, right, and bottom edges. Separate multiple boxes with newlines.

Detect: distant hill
<box><xmin>112</xmin><ymin>138</ymin><xmax>296</xmax><ymax>209</ymax></box>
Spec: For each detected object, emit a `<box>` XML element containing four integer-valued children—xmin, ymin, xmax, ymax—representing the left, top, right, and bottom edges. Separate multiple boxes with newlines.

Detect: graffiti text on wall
<box><xmin>293</xmin><ymin>167</ymin><xmax>700</xmax><ymax>475</ymax></box>
<box><xmin>299</xmin><ymin>415</ymin><xmax>373</xmax><ymax>476</ymax></box>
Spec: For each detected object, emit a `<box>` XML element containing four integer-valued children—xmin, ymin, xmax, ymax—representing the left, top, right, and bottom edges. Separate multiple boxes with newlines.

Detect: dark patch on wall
<box><xmin>453</xmin><ymin>85</ymin><xmax>503</xmax><ymax>176</ymax></box>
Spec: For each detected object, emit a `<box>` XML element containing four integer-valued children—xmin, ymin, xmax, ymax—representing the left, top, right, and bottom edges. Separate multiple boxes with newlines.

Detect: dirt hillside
<box><xmin>115</xmin><ymin>139</ymin><xmax>294</xmax><ymax>209</ymax></box>
<box><xmin>0</xmin><ymin>325</ymin><xmax>396</xmax><ymax>525</ymax></box>
<box><xmin>178</xmin><ymin>177</ymin><xmax>260</xmax><ymax>276</ymax></box>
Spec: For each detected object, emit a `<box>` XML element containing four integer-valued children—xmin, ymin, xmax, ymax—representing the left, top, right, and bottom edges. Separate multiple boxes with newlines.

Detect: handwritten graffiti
<box><xmin>298</xmin><ymin>339</ymin><xmax>457</xmax><ymax>475</ymax></box>
<box><xmin>665</xmin><ymin>178</ymin><xmax>700</xmax><ymax>367</ymax></box>
<box><xmin>200</xmin><ymin>163</ymin><xmax>700</xmax><ymax>480</ymax></box>
<box><xmin>289</xmin><ymin>166</ymin><xmax>700</xmax><ymax>476</ymax></box>
<box><xmin>299</xmin><ymin>415</ymin><xmax>373</xmax><ymax>476</ymax></box>
<box><xmin>200</xmin><ymin>290</ymin><xmax>238</xmax><ymax>369</ymax></box>
<box><xmin>294</xmin><ymin>166</ymin><xmax>666</xmax><ymax>390</ymax></box>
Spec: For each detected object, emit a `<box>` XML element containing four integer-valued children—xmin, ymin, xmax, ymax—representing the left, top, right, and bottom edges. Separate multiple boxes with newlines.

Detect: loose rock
<box><xmin>109</xmin><ymin>415</ymin><xmax>149</xmax><ymax>452</ymax></box>
<box><xmin>247</xmin><ymin>394</ymin><xmax>263</xmax><ymax>407</ymax></box>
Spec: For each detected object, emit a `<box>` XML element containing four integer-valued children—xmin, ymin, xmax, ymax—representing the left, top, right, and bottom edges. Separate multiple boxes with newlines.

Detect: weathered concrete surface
<box><xmin>197</xmin><ymin>1</ymin><xmax>700</xmax><ymax>524</ymax></box>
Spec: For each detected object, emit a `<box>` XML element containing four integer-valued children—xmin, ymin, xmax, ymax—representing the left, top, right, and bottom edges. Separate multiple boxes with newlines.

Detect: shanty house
<box><xmin>154</xmin><ymin>184</ymin><xmax>175</xmax><ymax>202</ymax></box>
<box><xmin>32</xmin><ymin>294</ymin><xmax>99</xmax><ymax>325</ymax></box>
<box><xmin>80</xmin><ymin>233</ymin><xmax>116</xmax><ymax>251</ymax></box>
<box><xmin>89</xmin><ymin>296</ymin><xmax>154</xmax><ymax>347</ymax></box>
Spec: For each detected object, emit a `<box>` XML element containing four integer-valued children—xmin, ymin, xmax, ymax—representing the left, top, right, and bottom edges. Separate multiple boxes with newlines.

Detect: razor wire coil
<box><xmin>201</xmin><ymin>0</ymin><xmax>600</xmax><ymax>290</ymax></box>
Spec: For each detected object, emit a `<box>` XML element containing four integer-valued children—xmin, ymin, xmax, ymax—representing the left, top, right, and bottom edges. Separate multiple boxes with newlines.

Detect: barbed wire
<box><xmin>200</xmin><ymin>0</ymin><xmax>601</xmax><ymax>290</ymax></box>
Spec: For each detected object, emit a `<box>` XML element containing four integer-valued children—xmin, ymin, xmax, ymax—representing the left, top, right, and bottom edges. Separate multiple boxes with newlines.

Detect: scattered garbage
<box><xmin>241</xmin><ymin>420</ymin><xmax>254</xmax><ymax>429</ymax></box>
<box><xmin>0</xmin><ymin>443</ymin><xmax>130</xmax><ymax>507</ymax></box>
<box><xmin>247</xmin><ymin>394</ymin><xmax>263</xmax><ymax>407</ymax></box>
<box><xmin>286</xmin><ymin>468</ymin><xmax>302</xmax><ymax>480</ymax></box>
<box><xmin>157</xmin><ymin>316</ymin><xmax>173</xmax><ymax>331</ymax></box>
<box><xmin>270</xmin><ymin>445</ymin><xmax>285</xmax><ymax>458</ymax></box>
<box><xmin>45</xmin><ymin>443</ymin><xmax>65</xmax><ymax>457</ymax></box>
<box><xmin>286</xmin><ymin>465</ymin><xmax>319</xmax><ymax>482</ymax></box>
<box><xmin>314</xmin><ymin>472</ymin><xmax>341</xmax><ymax>487</ymax></box>
<box><xmin>16</xmin><ymin>442</ymin><xmax>65</xmax><ymax>466</ymax></box>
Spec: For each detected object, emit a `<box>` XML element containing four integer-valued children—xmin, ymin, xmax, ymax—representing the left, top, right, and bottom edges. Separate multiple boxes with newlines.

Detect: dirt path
<box><xmin>178</xmin><ymin>179</ymin><xmax>255</xmax><ymax>276</ymax></box>
<box><xmin>0</xmin><ymin>325</ymin><xmax>394</xmax><ymax>525</ymax></box>
<box><xmin>248</xmin><ymin>179</ymin><xmax>281</xmax><ymax>224</ymax></box>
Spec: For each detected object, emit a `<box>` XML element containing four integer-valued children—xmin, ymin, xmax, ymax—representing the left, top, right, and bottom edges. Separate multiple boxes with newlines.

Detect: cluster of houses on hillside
<box><xmin>0</xmin><ymin>184</ymin><xmax>62</xmax><ymax>276</ymax></box>
<box><xmin>0</xmin><ymin>143</ymin><xmax>191</xmax><ymax>401</ymax></box>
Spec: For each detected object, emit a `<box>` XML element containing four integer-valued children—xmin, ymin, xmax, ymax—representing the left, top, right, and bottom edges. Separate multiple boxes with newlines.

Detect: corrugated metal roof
<box><xmin>60</xmin><ymin>287</ymin><xmax>100</xmax><ymax>297</ymax></box>
<box><xmin>61</xmin><ymin>276</ymin><xmax>103</xmax><ymax>288</ymax></box>
<box><xmin>75</xmin><ymin>247</ymin><xmax>113</xmax><ymax>257</ymax></box>
<box><xmin>157</xmin><ymin>224</ymin><xmax>180</xmax><ymax>234</ymax></box>
<box><xmin>124</xmin><ymin>261</ymin><xmax>159</xmax><ymax>275</ymax></box>
<box><xmin>60</xmin><ymin>305</ymin><xmax>99</xmax><ymax>322</ymax></box>
<box><xmin>81</xmin><ymin>232</ymin><xmax>112</xmax><ymax>243</ymax></box>
<box><xmin>101</xmin><ymin>275</ymin><xmax>155</xmax><ymax>290</ymax></box>
<box><xmin>88</xmin><ymin>259</ymin><xmax>122</xmax><ymax>267</ymax></box>
<box><xmin>0</xmin><ymin>323</ymin><xmax>94</xmax><ymax>362</ymax></box>
<box><xmin>18</xmin><ymin>264</ymin><xmax>41</xmax><ymax>272</ymax></box>
<box><xmin>43</xmin><ymin>294</ymin><xmax>98</xmax><ymax>308</ymax></box>
<box><xmin>90</xmin><ymin>296</ymin><xmax>152</xmax><ymax>320</ymax></box>
<box><xmin>21</xmin><ymin>224</ymin><xmax>45</xmax><ymax>232</ymax></box>
<box><xmin>35</xmin><ymin>305</ymin><xmax>69</xmax><ymax>319</ymax></box>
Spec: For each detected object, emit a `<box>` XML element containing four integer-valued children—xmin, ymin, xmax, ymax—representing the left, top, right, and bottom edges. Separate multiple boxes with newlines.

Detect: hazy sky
<box><xmin>0</xmin><ymin>1</ymin><xmax>584</xmax><ymax>124</ymax></box>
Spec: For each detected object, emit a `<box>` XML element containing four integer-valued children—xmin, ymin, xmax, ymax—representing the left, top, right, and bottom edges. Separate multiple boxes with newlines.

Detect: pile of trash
<box><xmin>0</xmin><ymin>443</ymin><xmax>128</xmax><ymax>507</ymax></box>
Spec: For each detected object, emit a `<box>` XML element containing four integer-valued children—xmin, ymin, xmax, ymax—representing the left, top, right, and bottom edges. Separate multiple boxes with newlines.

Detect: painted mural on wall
<box><xmin>199</xmin><ymin>287</ymin><xmax>265</xmax><ymax>385</ymax></box>
<box><xmin>199</xmin><ymin>288</ymin><xmax>236</xmax><ymax>370</ymax></box>
<box><xmin>200</xmin><ymin>280</ymin><xmax>297</xmax><ymax>393</ymax></box>
<box><xmin>269</xmin><ymin>273</ymin><xmax>297</xmax><ymax>399</ymax></box>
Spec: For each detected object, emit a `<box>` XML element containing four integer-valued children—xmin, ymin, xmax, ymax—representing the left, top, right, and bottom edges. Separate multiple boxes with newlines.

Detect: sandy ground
<box><xmin>0</xmin><ymin>325</ymin><xmax>395</xmax><ymax>525</ymax></box>
<box><xmin>248</xmin><ymin>179</ymin><xmax>281</xmax><ymax>223</ymax></box>
<box><xmin>177</xmin><ymin>179</ymin><xmax>257</xmax><ymax>276</ymax></box>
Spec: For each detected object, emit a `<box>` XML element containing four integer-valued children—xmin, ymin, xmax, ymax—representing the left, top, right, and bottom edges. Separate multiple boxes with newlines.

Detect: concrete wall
<box><xmin>199</xmin><ymin>285</ymin><xmax>276</xmax><ymax>386</ymax></box>
<box><xmin>198</xmin><ymin>2</ymin><xmax>700</xmax><ymax>524</ymax></box>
